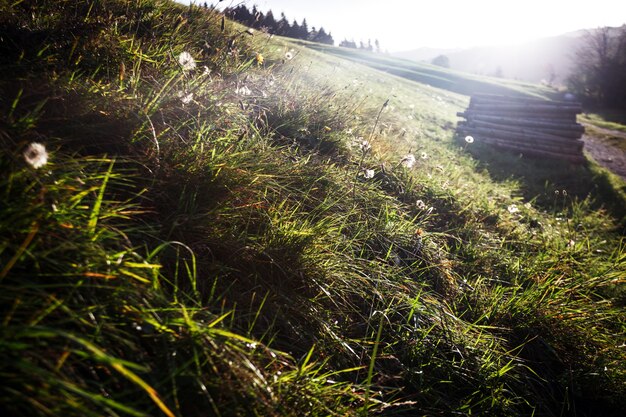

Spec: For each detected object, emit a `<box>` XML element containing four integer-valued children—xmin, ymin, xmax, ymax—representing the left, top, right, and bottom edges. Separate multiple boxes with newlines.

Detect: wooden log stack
<box><xmin>457</xmin><ymin>94</ymin><xmax>586</xmax><ymax>163</ymax></box>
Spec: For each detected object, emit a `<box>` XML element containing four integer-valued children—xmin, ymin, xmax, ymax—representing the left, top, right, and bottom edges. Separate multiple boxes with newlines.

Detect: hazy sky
<box><xmin>194</xmin><ymin>0</ymin><xmax>626</xmax><ymax>51</ymax></box>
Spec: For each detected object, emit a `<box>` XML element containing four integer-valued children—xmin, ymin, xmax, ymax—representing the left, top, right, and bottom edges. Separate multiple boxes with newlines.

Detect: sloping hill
<box><xmin>291</xmin><ymin>39</ymin><xmax>559</xmax><ymax>98</ymax></box>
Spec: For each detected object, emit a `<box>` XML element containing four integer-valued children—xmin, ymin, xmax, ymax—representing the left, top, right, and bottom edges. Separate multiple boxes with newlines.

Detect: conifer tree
<box><xmin>288</xmin><ymin>19</ymin><xmax>301</xmax><ymax>38</ymax></box>
<box><xmin>299</xmin><ymin>18</ymin><xmax>309</xmax><ymax>40</ymax></box>
<box><xmin>277</xmin><ymin>13</ymin><xmax>290</xmax><ymax>35</ymax></box>
<box><xmin>262</xmin><ymin>10</ymin><xmax>277</xmax><ymax>32</ymax></box>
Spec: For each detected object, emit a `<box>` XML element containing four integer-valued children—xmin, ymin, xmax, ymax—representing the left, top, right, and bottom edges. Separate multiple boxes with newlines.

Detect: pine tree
<box><xmin>263</xmin><ymin>10</ymin><xmax>277</xmax><ymax>32</ymax></box>
<box><xmin>325</xmin><ymin>31</ymin><xmax>334</xmax><ymax>45</ymax></box>
<box><xmin>277</xmin><ymin>13</ymin><xmax>290</xmax><ymax>36</ymax></box>
<box><xmin>288</xmin><ymin>19</ymin><xmax>300</xmax><ymax>38</ymax></box>
<box><xmin>299</xmin><ymin>18</ymin><xmax>309</xmax><ymax>40</ymax></box>
<box><xmin>316</xmin><ymin>27</ymin><xmax>328</xmax><ymax>43</ymax></box>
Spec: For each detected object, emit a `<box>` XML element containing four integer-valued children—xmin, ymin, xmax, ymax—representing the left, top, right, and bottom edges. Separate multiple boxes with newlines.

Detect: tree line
<box><xmin>568</xmin><ymin>25</ymin><xmax>626</xmax><ymax>109</ymax></box>
<box><xmin>221</xmin><ymin>4</ymin><xmax>335</xmax><ymax>45</ymax></box>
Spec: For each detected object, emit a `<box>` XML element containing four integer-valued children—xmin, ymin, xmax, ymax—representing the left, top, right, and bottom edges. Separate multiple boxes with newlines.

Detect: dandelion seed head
<box><xmin>464</xmin><ymin>135</ymin><xmax>474</xmax><ymax>144</ymax></box>
<box><xmin>236</xmin><ymin>85</ymin><xmax>251</xmax><ymax>96</ymax></box>
<box><xmin>178</xmin><ymin>91</ymin><xmax>193</xmax><ymax>104</ymax></box>
<box><xmin>401</xmin><ymin>153</ymin><xmax>416</xmax><ymax>169</ymax></box>
<box><xmin>178</xmin><ymin>51</ymin><xmax>196</xmax><ymax>72</ymax></box>
<box><xmin>23</xmin><ymin>142</ymin><xmax>48</xmax><ymax>169</ymax></box>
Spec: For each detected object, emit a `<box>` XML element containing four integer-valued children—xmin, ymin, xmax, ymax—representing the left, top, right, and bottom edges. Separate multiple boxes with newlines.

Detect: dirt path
<box><xmin>581</xmin><ymin>125</ymin><xmax>626</xmax><ymax>180</ymax></box>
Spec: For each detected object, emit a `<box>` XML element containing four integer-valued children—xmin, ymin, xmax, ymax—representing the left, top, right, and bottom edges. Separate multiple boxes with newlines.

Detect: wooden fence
<box><xmin>456</xmin><ymin>94</ymin><xmax>586</xmax><ymax>163</ymax></box>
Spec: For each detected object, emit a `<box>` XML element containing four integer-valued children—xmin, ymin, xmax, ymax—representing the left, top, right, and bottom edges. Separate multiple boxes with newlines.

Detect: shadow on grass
<box><xmin>586</xmin><ymin>107</ymin><xmax>626</xmax><ymax>126</ymax></box>
<box><xmin>457</xmin><ymin>136</ymin><xmax>626</xmax><ymax>231</ymax></box>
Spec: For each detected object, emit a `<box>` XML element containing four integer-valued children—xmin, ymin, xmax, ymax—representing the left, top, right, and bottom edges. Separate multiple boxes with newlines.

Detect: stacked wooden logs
<box><xmin>457</xmin><ymin>94</ymin><xmax>586</xmax><ymax>163</ymax></box>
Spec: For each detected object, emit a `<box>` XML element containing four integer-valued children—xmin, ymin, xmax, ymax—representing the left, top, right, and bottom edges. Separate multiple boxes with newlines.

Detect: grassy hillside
<box><xmin>291</xmin><ymin>39</ymin><xmax>558</xmax><ymax>99</ymax></box>
<box><xmin>1</xmin><ymin>1</ymin><xmax>625</xmax><ymax>417</ymax></box>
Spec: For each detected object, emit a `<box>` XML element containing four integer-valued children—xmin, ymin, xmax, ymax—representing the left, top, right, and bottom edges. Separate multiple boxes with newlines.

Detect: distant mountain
<box><xmin>392</xmin><ymin>29</ymin><xmax>618</xmax><ymax>86</ymax></box>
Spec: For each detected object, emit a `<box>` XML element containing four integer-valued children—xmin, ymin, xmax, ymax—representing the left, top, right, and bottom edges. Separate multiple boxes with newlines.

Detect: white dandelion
<box><xmin>464</xmin><ymin>135</ymin><xmax>474</xmax><ymax>144</ymax></box>
<box><xmin>23</xmin><ymin>142</ymin><xmax>48</xmax><ymax>169</ymax></box>
<box><xmin>415</xmin><ymin>199</ymin><xmax>427</xmax><ymax>210</ymax></box>
<box><xmin>178</xmin><ymin>51</ymin><xmax>196</xmax><ymax>72</ymax></box>
<box><xmin>235</xmin><ymin>85</ymin><xmax>252</xmax><ymax>96</ymax></box>
<box><xmin>507</xmin><ymin>204</ymin><xmax>519</xmax><ymax>214</ymax></box>
<box><xmin>400</xmin><ymin>153</ymin><xmax>416</xmax><ymax>169</ymax></box>
<box><xmin>358</xmin><ymin>139</ymin><xmax>371</xmax><ymax>152</ymax></box>
<box><xmin>177</xmin><ymin>91</ymin><xmax>193</xmax><ymax>104</ymax></box>
<box><xmin>364</xmin><ymin>169</ymin><xmax>375</xmax><ymax>179</ymax></box>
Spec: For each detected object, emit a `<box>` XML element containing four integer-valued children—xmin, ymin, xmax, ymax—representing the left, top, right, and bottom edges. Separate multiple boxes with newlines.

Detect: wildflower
<box><xmin>420</xmin><ymin>152</ymin><xmax>428</xmax><ymax>160</ymax></box>
<box><xmin>177</xmin><ymin>91</ymin><xmax>193</xmax><ymax>104</ymax></box>
<box><xmin>401</xmin><ymin>153</ymin><xmax>416</xmax><ymax>168</ymax></box>
<box><xmin>358</xmin><ymin>139</ymin><xmax>371</xmax><ymax>152</ymax></box>
<box><xmin>236</xmin><ymin>85</ymin><xmax>251</xmax><ymax>96</ymax></box>
<box><xmin>364</xmin><ymin>169</ymin><xmax>375</xmax><ymax>179</ymax></box>
<box><xmin>464</xmin><ymin>135</ymin><xmax>474</xmax><ymax>144</ymax></box>
<box><xmin>178</xmin><ymin>51</ymin><xmax>196</xmax><ymax>72</ymax></box>
<box><xmin>255</xmin><ymin>53</ymin><xmax>264</xmax><ymax>65</ymax></box>
<box><xmin>507</xmin><ymin>204</ymin><xmax>519</xmax><ymax>214</ymax></box>
<box><xmin>415</xmin><ymin>199</ymin><xmax>427</xmax><ymax>210</ymax></box>
<box><xmin>285</xmin><ymin>51</ymin><xmax>294</xmax><ymax>60</ymax></box>
<box><xmin>246</xmin><ymin>28</ymin><xmax>254</xmax><ymax>36</ymax></box>
<box><xmin>202</xmin><ymin>66</ymin><xmax>211</xmax><ymax>76</ymax></box>
<box><xmin>562</xmin><ymin>190</ymin><xmax>568</xmax><ymax>197</ymax></box>
<box><xmin>23</xmin><ymin>142</ymin><xmax>48</xmax><ymax>169</ymax></box>
<box><xmin>567</xmin><ymin>239</ymin><xmax>576</xmax><ymax>248</ymax></box>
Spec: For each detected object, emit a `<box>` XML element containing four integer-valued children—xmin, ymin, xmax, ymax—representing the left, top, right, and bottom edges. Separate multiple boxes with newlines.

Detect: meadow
<box><xmin>1</xmin><ymin>1</ymin><xmax>625</xmax><ymax>416</ymax></box>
